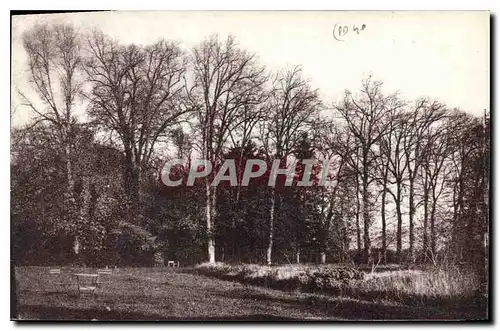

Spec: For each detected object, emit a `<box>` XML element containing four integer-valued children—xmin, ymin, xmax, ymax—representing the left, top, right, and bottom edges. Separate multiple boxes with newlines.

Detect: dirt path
<box><xmin>15</xmin><ymin>267</ymin><xmax>475</xmax><ymax>321</ymax></box>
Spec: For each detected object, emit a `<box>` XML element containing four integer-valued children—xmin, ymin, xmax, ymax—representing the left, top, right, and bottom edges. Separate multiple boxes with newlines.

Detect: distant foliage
<box><xmin>12</xmin><ymin>23</ymin><xmax>489</xmax><ymax>280</ymax></box>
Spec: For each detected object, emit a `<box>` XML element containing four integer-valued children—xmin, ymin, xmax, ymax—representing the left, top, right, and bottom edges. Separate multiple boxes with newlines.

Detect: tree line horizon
<box><xmin>11</xmin><ymin>23</ymin><xmax>489</xmax><ymax>275</ymax></box>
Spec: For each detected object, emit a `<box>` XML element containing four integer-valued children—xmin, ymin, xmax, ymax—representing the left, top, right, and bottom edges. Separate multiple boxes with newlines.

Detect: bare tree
<box><xmin>170</xmin><ymin>127</ymin><xmax>193</xmax><ymax>161</ymax></box>
<box><xmin>225</xmin><ymin>94</ymin><xmax>269</xmax><ymax>261</ymax></box>
<box><xmin>19</xmin><ymin>23</ymin><xmax>84</xmax><ymax>255</ymax></box>
<box><xmin>260</xmin><ymin>66</ymin><xmax>322</xmax><ymax>265</ymax></box>
<box><xmin>375</xmin><ymin>109</ymin><xmax>405</xmax><ymax>263</ymax></box>
<box><xmin>317</xmin><ymin>122</ymin><xmax>354</xmax><ymax>263</ymax></box>
<box><xmin>85</xmin><ymin>31</ymin><xmax>191</xmax><ymax>216</ymax></box>
<box><xmin>190</xmin><ymin>34</ymin><xmax>268</xmax><ymax>263</ymax></box>
<box><xmin>420</xmin><ymin>120</ymin><xmax>452</xmax><ymax>260</ymax></box>
<box><xmin>335</xmin><ymin>76</ymin><xmax>403</xmax><ymax>264</ymax></box>
<box><xmin>402</xmin><ymin>99</ymin><xmax>446</xmax><ymax>262</ymax></box>
<box><xmin>354</xmin><ymin>146</ymin><xmax>362</xmax><ymax>255</ymax></box>
<box><xmin>228</xmin><ymin>102</ymin><xmax>268</xmax><ymax>201</ymax></box>
<box><xmin>380</xmin><ymin>110</ymin><xmax>409</xmax><ymax>262</ymax></box>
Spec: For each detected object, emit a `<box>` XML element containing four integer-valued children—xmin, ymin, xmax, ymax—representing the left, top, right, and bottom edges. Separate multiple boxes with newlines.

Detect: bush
<box><xmin>195</xmin><ymin>262</ymin><xmax>366</xmax><ymax>294</ymax></box>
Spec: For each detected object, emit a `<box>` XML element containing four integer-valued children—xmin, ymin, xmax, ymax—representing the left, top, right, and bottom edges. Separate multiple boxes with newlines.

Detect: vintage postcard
<box><xmin>10</xmin><ymin>10</ymin><xmax>490</xmax><ymax>321</ymax></box>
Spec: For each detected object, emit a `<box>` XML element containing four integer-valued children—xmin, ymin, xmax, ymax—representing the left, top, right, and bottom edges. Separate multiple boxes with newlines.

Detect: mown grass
<box><xmin>13</xmin><ymin>265</ymin><xmax>487</xmax><ymax>321</ymax></box>
<box><xmin>194</xmin><ymin>262</ymin><xmax>486</xmax><ymax>311</ymax></box>
<box><xmin>14</xmin><ymin>266</ymin><xmax>356</xmax><ymax>321</ymax></box>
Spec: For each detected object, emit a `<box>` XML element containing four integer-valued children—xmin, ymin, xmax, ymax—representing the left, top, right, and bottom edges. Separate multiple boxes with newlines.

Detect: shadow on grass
<box><xmin>16</xmin><ymin>305</ymin><xmax>302</xmax><ymax>321</ymax></box>
<box><xmin>185</xmin><ymin>268</ymin><xmax>487</xmax><ymax>319</ymax></box>
<box><xmin>326</xmin><ymin>286</ymin><xmax>487</xmax><ymax>313</ymax></box>
<box><xmin>216</xmin><ymin>287</ymin><xmax>487</xmax><ymax>321</ymax></box>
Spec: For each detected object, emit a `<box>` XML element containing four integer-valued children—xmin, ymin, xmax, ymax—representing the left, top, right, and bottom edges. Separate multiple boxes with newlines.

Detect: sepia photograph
<box><xmin>10</xmin><ymin>10</ymin><xmax>490</xmax><ymax>321</ymax></box>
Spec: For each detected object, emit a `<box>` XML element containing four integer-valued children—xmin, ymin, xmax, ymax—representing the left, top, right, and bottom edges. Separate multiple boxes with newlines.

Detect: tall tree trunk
<box><xmin>64</xmin><ymin>139</ymin><xmax>75</xmax><ymax>201</ymax></box>
<box><xmin>355</xmin><ymin>172</ymin><xmax>362</xmax><ymax>254</ymax></box>
<box><xmin>296</xmin><ymin>192</ymin><xmax>302</xmax><ymax>264</ymax></box>
<box><xmin>205</xmin><ymin>178</ymin><xmax>215</xmax><ymax>263</ymax></box>
<box><xmin>422</xmin><ymin>171</ymin><xmax>430</xmax><ymax>262</ymax></box>
<box><xmin>408</xmin><ymin>178</ymin><xmax>415</xmax><ymax>263</ymax></box>
<box><xmin>320</xmin><ymin>196</ymin><xmax>333</xmax><ymax>265</ymax></box>
<box><xmin>362</xmin><ymin>169</ymin><xmax>371</xmax><ymax>264</ymax></box>
<box><xmin>453</xmin><ymin>176</ymin><xmax>465</xmax><ymax>259</ymax></box>
<box><xmin>430</xmin><ymin>192</ymin><xmax>437</xmax><ymax>256</ymax></box>
<box><xmin>64</xmin><ymin>135</ymin><xmax>79</xmax><ymax>259</ymax></box>
<box><xmin>124</xmin><ymin>148</ymin><xmax>140</xmax><ymax>219</ymax></box>
<box><xmin>295</xmin><ymin>231</ymin><xmax>301</xmax><ymax>264</ymax></box>
<box><xmin>396</xmin><ymin>182</ymin><xmax>403</xmax><ymax>263</ymax></box>
<box><xmin>457</xmin><ymin>180</ymin><xmax>465</xmax><ymax>259</ymax></box>
<box><xmin>423</xmin><ymin>174</ymin><xmax>429</xmax><ymax>262</ymax></box>
<box><xmin>380</xmin><ymin>187</ymin><xmax>387</xmax><ymax>264</ymax></box>
<box><xmin>233</xmin><ymin>150</ymin><xmax>245</xmax><ymax>261</ymax></box>
<box><xmin>380</xmin><ymin>161</ymin><xmax>389</xmax><ymax>264</ymax></box>
<box><xmin>267</xmin><ymin>189</ymin><xmax>276</xmax><ymax>265</ymax></box>
<box><xmin>211</xmin><ymin>183</ymin><xmax>218</xmax><ymax>262</ymax></box>
<box><xmin>451</xmin><ymin>181</ymin><xmax>459</xmax><ymax>256</ymax></box>
<box><xmin>341</xmin><ymin>217</ymin><xmax>349</xmax><ymax>263</ymax></box>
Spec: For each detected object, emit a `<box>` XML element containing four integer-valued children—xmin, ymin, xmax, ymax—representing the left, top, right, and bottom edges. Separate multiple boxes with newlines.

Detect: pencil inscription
<box><xmin>333</xmin><ymin>23</ymin><xmax>367</xmax><ymax>41</ymax></box>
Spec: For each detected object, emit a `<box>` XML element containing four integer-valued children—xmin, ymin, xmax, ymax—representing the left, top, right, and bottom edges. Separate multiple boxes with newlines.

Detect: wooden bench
<box><xmin>49</xmin><ymin>268</ymin><xmax>61</xmax><ymax>275</ymax></box>
<box><xmin>97</xmin><ymin>269</ymin><xmax>113</xmax><ymax>275</ymax></box>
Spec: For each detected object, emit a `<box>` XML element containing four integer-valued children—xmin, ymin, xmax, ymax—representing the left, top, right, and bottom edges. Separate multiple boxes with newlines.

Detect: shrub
<box><xmin>301</xmin><ymin>267</ymin><xmax>365</xmax><ymax>293</ymax></box>
<box><xmin>195</xmin><ymin>262</ymin><xmax>366</xmax><ymax>294</ymax></box>
<box><xmin>194</xmin><ymin>262</ymin><xmax>484</xmax><ymax>309</ymax></box>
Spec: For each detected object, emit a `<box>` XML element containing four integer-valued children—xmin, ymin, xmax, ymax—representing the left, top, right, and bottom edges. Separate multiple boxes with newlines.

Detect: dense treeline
<box><xmin>11</xmin><ymin>24</ymin><xmax>489</xmax><ymax>278</ymax></box>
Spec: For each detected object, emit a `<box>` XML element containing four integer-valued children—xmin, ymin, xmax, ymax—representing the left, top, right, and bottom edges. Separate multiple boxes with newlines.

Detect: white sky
<box><xmin>11</xmin><ymin>11</ymin><xmax>489</xmax><ymax>127</ymax></box>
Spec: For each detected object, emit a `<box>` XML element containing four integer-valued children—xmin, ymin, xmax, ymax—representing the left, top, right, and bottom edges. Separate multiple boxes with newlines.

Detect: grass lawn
<box><xmin>193</xmin><ymin>263</ymin><xmax>488</xmax><ymax>320</ymax></box>
<box><xmin>13</xmin><ymin>265</ymin><xmax>487</xmax><ymax>321</ymax></box>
